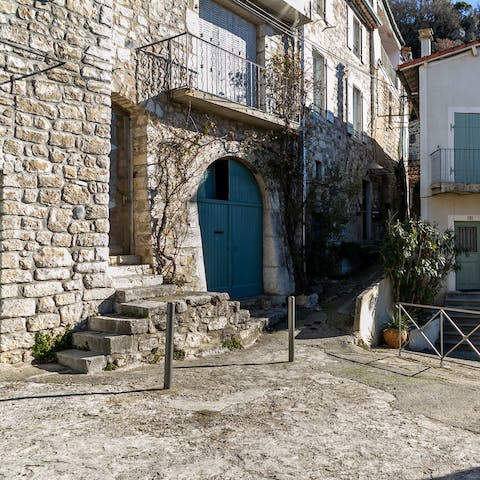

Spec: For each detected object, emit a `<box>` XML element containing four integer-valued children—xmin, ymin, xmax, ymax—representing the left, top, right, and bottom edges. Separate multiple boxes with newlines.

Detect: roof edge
<box><xmin>399</xmin><ymin>40</ymin><xmax>480</xmax><ymax>71</ymax></box>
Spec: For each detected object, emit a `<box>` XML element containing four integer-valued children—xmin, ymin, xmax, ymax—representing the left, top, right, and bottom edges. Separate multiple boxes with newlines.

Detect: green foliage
<box><xmin>173</xmin><ymin>349</ymin><xmax>186</xmax><ymax>361</ymax></box>
<box><xmin>384</xmin><ymin>311</ymin><xmax>413</xmax><ymax>331</ymax></box>
<box><xmin>222</xmin><ymin>336</ymin><xmax>243</xmax><ymax>351</ymax></box>
<box><xmin>382</xmin><ymin>217</ymin><xmax>457</xmax><ymax>304</ymax></box>
<box><xmin>307</xmin><ymin>161</ymin><xmax>363</xmax><ymax>278</ymax></box>
<box><xmin>391</xmin><ymin>0</ymin><xmax>480</xmax><ymax>58</ymax></box>
<box><xmin>32</xmin><ymin>328</ymin><xmax>73</xmax><ymax>363</ymax></box>
<box><xmin>104</xmin><ymin>362</ymin><xmax>118</xmax><ymax>371</ymax></box>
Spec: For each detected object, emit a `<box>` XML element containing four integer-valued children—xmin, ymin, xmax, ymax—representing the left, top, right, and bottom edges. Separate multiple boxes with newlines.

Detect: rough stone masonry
<box><xmin>0</xmin><ymin>0</ymin><xmax>115</xmax><ymax>363</ymax></box>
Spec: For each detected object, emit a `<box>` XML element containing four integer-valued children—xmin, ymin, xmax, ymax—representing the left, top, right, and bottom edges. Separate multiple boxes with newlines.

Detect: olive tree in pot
<box><xmin>381</xmin><ymin>217</ymin><xmax>457</xmax><ymax>349</ymax></box>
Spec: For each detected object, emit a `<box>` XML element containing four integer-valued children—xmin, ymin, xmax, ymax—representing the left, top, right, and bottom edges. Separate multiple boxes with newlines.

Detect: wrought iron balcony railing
<box><xmin>431</xmin><ymin>148</ymin><xmax>480</xmax><ymax>184</ymax></box>
<box><xmin>137</xmin><ymin>32</ymin><xmax>297</xmax><ymax>121</ymax></box>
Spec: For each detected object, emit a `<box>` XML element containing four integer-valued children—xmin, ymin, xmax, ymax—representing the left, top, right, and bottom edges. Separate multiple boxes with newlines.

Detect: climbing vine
<box><xmin>147</xmin><ymin>110</ymin><xmax>217</xmax><ymax>283</ymax></box>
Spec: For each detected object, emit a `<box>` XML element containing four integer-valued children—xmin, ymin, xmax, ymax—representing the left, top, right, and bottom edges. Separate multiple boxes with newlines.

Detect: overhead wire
<box><xmin>230</xmin><ymin>0</ymin><xmax>404</xmax><ymax>91</ymax></box>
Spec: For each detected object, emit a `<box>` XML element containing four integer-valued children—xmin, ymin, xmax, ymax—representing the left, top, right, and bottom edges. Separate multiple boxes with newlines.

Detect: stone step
<box><xmin>107</xmin><ymin>264</ymin><xmax>152</xmax><ymax>278</ymax></box>
<box><xmin>118</xmin><ymin>298</ymin><xmax>171</xmax><ymax>319</ymax></box>
<box><xmin>239</xmin><ymin>295</ymin><xmax>286</xmax><ymax>311</ymax></box>
<box><xmin>112</xmin><ymin>274</ymin><xmax>164</xmax><ymax>290</ymax></box>
<box><xmin>443</xmin><ymin>314</ymin><xmax>480</xmax><ymax>328</ymax></box>
<box><xmin>115</xmin><ymin>284</ymin><xmax>177</xmax><ymax>303</ymax></box>
<box><xmin>249</xmin><ymin>308</ymin><xmax>287</xmax><ymax>329</ymax></box>
<box><xmin>73</xmin><ymin>331</ymin><xmax>135</xmax><ymax>355</ymax></box>
<box><xmin>88</xmin><ymin>315</ymin><xmax>149</xmax><ymax>335</ymax></box>
<box><xmin>117</xmin><ymin>291</ymin><xmax>226</xmax><ymax>318</ymax></box>
<box><xmin>57</xmin><ymin>349</ymin><xmax>107</xmax><ymax>374</ymax></box>
<box><xmin>109</xmin><ymin>255</ymin><xmax>143</xmax><ymax>266</ymax></box>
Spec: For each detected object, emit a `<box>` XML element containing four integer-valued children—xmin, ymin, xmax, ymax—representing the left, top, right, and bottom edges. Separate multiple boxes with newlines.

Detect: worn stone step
<box><xmin>115</xmin><ymin>284</ymin><xmax>177</xmax><ymax>303</ymax></box>
<box><xmin>73</xmin><ymin>331</ymin><xmax>136</xmax><ymax>355</ymax></box>
<box><xmin>57</xmin><ymin>349</ymin><xmax>107</xmax><ymax>374</ymax></box>
<box><xmin>88</xmin><ymin>315</ymin><xmax>149</xmax><ymax>335</ymax></box>
<box><xmin>109</xmin><ymin>255</ymin><xmax>143</xmax><ymax>266</ymax></box>
<box><xmin>112</xmin><ymin>274</ymin><xmax>164</xmax><ymax>290</ymax></box>
<box><xmin>117</xmin><ymin>291</ymin><xmax>225</xmax><ymax>317</ymax></box>
<box><xmin>249</xmin><ymin>308</ymin><xmax>287</xmax><ymax>329</ymax></box>
<box><xmin>239</xmin><ymin>295</ymin><xmax>285</xmax><ymax>311</ymax></box>
<box><xmin>107</xmin><ymin>264</ymin><xmax>152</xmax><ymax>278</ymax></box>
<box><xmin>443</xmin><ymin>330</ymin><xmax>480</xmax><ymax>340</ymax></box>
<box><xmin>118</xmin><ymin>299</ymin><xmax>170</xmax><ymax>319</ymax></box>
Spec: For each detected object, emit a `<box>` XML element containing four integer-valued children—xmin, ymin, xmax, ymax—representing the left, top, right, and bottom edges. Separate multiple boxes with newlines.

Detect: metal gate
<box><xmin>198</xmin><ymin>159</ymin><xmax>263</xmax><ymax>298</ymax></box>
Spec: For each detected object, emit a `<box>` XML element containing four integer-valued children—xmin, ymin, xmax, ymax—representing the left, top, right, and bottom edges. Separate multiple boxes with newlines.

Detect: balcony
<box><xmin>380</xmin><ymin>45</ymin><xmax>399</xmax><ymax>89</ymax></box>
<box><xmin>251</xmin><ymin>0</ymin><xmax>312</xmax><ymax>25</ymax></box>
<box><xmin>431</xmin><ymin>148</ymin><xmax>480</xmax><ymax>194</ymax></box>
<box><xmin>136</xmin><ymin>32</ymin><xmax>300</xmax><ymax>130</ymax></box>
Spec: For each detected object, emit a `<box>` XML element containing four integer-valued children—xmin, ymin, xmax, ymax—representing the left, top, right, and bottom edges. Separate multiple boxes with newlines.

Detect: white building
<box><xmin>399</xmin><ymin>31</ymin><xmax>480</xmax><ymax>291</ymax></box>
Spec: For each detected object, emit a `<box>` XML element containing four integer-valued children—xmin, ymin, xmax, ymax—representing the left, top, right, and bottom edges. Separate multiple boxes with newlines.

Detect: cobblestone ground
<box><xmin>1</xmin><ymin>312</ymin><xmax>480</xmax><ymax>480</ymax></box>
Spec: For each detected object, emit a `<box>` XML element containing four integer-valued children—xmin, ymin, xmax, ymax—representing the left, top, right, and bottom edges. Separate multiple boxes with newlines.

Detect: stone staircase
<box><xmin>443</xmin><ymin>292</ymin><xmax>480</xmax><ymax>359</ymax></box>
<box><xmin>57</xmin><ymin>257</ymin><xmax>286</xmax><ymax>373</ymax></box>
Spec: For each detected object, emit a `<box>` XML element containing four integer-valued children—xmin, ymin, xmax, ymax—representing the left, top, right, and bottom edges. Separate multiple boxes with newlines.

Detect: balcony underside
<box><xmin>170</xmin><ymin>88</ymin><xmax>299</xmax><ymax>131</ymax></box>
<box><xmin>431</xmin><ymin>182</ymin><xmax>480</xmax><ymax>195</ymax></box>
<box><xmin>252</xmin><ymin>0</ymin><xmax>312</xmax><ymax>25</ymax></box>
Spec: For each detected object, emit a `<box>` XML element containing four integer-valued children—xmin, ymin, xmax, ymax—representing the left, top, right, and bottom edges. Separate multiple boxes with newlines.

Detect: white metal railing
<box><xmin>396</xmin><ymin>302</ymin><xmax>480</xmax><ymax>366</ymax></box>
<box><xmin>380</xmin><ymin>45</ymin><xmax>399</xmax><ymax>89</ymax></box>
<box><xmin>431</xmin><ymin>148</ymin><xmax>480</xmax><ymax>184</ymax></box>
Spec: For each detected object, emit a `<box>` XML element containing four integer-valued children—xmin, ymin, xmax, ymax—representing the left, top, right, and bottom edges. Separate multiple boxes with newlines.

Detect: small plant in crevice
<box><xmin>222</xmin><ymin>336</ymin><xmax>243</xmax><ymax>351</ymax></box>
<box><xmin>173</xmin><ymin>349</ymin><xmax>186</xmax><ymax>361</ymax></box>
<box><xmin>77</xmin><ymin>342</ymin><xmax>90</xmax><ymax>352</ymax></box>
<box><xmin>32</xmin><ymin>328</ymin><xmax>73</xmax><ymax>363</ymax></box>
<box><xmin>150</xmin><ymin>347</ymin><xmax>162</xmax><ymax>364</ymax></box>
<box><xmin>104</xmin><ymin>362</ymin><xmax>118</xmax><ymax>371</ymax></box>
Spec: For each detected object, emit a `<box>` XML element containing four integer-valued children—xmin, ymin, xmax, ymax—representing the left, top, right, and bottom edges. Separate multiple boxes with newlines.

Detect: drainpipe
<box><xmin>299</xmin><ymin>27</ymin><xmax>307</xmax><ymax>291</ymax></box>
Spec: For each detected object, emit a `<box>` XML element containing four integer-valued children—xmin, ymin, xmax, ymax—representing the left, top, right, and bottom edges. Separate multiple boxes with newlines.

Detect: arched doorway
<box><xmin>198</xmin><ymin>158</ymin><xmax>263</xmax><ymax>298</ymax></box>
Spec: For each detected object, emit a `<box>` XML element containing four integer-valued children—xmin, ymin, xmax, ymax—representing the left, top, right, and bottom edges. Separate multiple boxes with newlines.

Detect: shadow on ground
<box><xmin>427</xmin><ymin>467</ymin><xmax>480</xmax><ymax>479</ymax></box>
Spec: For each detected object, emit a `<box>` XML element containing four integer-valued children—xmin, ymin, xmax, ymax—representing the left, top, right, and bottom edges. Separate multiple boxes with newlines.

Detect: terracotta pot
<box><xmin>383</xmin><ymin>328</ymin><xmax>408</xmax><ymax>348</ymax></box>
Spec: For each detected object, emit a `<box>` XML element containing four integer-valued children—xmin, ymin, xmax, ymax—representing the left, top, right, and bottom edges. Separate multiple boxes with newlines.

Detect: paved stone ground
<box><xmin>1</xmin><ymin>307</ymin><xmax>480</xmax><ymax>480</ymax></box>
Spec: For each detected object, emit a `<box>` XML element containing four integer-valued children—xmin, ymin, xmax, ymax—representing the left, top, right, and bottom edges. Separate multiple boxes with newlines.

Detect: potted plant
<box><xmin>383</xmin><ymin>312</ymin><xmax>411</xmax><ymax>348</ymax></box>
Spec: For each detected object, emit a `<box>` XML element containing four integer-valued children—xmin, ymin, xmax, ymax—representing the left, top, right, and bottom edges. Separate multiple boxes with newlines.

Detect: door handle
<box><xmin>214</xmin><ymin>230</ymin><xmax>224</xmax><ymax>234</ymax></box>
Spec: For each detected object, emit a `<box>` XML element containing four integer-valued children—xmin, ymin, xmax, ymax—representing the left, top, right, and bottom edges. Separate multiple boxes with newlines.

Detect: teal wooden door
<box><xmin>198</xmin><ymin>159</ymin><xmax>263</xmax><ymax>297</ymax></box>
<box><xmin>455</xmin><ymin>222</ymin><xmax>480</xmax><ymax>290</ymax></box>
<box><xmin>454</xmin><ymin>113</ymin><xmax>480</xmax><ymax>183</ymax></box>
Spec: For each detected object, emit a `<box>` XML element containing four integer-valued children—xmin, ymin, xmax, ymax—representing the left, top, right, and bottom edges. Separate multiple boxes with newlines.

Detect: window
<box><xmin>353</xmin><ymin>87</ymin><xmax>362</xmax><ymax>138</ymax></box>
<box><xmin>314</xmin><ymin>0</ymin><xmax>325</xmax><ymax>17</ymax></box>
<box><xmin>316</xmin><ymin>160</ymin><xmax>324</xmax><ymax>180</ymax></box>
<box><xmin>388</xmin><ymin>92</ymin><xmax>393</xmax><ymax>128</ymax></box>
<box><xmin>313</xmin><ymin>50</ymin><xmax>326</xmax><ymax>114</ymax></box>
<box><xmin>352</xmin><ymin>17</ymin><xmax>361</xmax><ymax>58</ymax></box>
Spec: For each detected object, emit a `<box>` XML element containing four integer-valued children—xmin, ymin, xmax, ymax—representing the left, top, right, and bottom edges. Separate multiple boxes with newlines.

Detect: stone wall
<box><xmin>108</xmin><ymin>0</ymin><xmax>293</xmax><ymax>295</ymax></box>
<box><xmin>0</xmin><ymin>0</ymin><xmax>114</xmax><ymax>363</ymax></box>
<box><xmin>142</xmin><ymin>97</ymin><xmax>292</xmax><ymax>294</ymax></box>
<box><xmin>354</xmin><ymin>276</ymin><xmax>393</xmax><ymax>347</ymax></box>
<box><xmin>0</xmin><ymin>0</ymin><xmax>293</xmax><ymax>365</ymax></box>
<box><xmin>303</xmin><ymin>0</ymin><xmax>405</xmax><ymax>248</ymax></box>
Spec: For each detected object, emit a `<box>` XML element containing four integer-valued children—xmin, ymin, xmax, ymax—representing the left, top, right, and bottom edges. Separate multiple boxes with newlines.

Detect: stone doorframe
<box><xmin>110</xmin><ymin>93</ymin><xmax>153</xmax><ymax>264</ymax></box>
<box><xmin>188</xmin><ymin>152</ymin><xmax>293</xmax><ymax>296</ymax></box>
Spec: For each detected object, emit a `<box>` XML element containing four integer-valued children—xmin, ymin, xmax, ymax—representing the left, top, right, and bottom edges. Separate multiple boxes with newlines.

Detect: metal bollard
<box><xmin>164</xmin><ymin>302</ymin><xmax>175</xmax><ymax>390</ymax></box>
<box><xmin>288</xmin><ymin>296</ymin><xmax>295</xmax><ymax>362</ymax></box>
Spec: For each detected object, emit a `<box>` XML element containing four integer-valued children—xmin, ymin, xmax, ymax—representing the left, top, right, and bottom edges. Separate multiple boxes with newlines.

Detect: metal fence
<box><xmin>137</xmin><ymin>32</ymin><xmax>285</xmax><ymax>115</ymax></box>
<box><xmin>431</xmin><ymin>148</ymin><xmax>480</xmax><ymax>184</ymax></box>
<box><xmin>396</xmin><ymin>302</ymin><xmax>480</xmax><ymax>366</ymax></box>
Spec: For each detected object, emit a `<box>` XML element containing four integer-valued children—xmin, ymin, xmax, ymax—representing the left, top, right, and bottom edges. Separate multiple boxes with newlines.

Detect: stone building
<box><xmin>303</xmin><ymin>0</ymin><xmax>408</xmax><ymax>275</ymax></box>
<box><xmin>0</xmin><ymin>0</ymin><xmax>406</xmax><ymax>366</ymax></box>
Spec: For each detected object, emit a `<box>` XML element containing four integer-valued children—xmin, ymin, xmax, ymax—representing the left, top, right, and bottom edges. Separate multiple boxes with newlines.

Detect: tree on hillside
<box><xmin>391</xmin><ymin>0</ymin><xmax>480</xmax><ymax>57</ymax></box>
